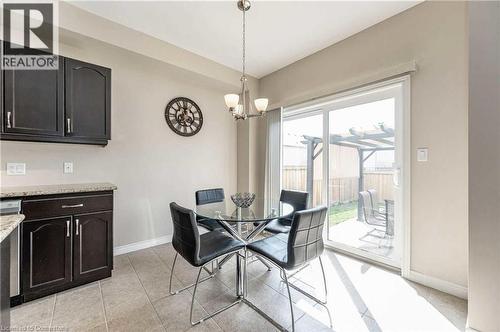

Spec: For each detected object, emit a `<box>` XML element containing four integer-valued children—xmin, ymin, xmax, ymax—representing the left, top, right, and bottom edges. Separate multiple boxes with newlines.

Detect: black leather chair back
<box><xmin>280</xmin><ymin>190</ymin><xmax>308</xmax><ymax>213</ymax></box>
<box><xmin>195</xmin><ymin>188</ymin><xmax>225</xmax><ymax>205</ymax></box>
<box><xmin>170</xmin><ymin>202</ymin><xmax>200</xmax><ymax>266</ymax></box>
<box><xmin>287</xmin><ymin>206</ymin><xmax>327</xmax><ymax>267</ymax></box>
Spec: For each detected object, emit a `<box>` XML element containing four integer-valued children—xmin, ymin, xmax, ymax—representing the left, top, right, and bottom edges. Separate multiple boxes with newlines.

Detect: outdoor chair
<box><xmin>359</xmin><ymin>191</ymin><xmax>386</xmax><ymax>227</ymax></box>
<box><xmin>367</xmin><ymin>189</ymin><xmax>386</xmax><ymax>215</ymax></box>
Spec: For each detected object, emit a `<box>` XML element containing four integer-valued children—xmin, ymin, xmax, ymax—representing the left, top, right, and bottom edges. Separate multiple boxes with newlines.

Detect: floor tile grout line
<box><xmin>49</xmin><ymin>294</ymin><xmax>57</xmax><ymax>329</ymax></box>
<box><xmin>98</xmin><ymin>281</ymin><xmax>109</xmax><ymax>332</ymax></box>
<box><xmin>126</xmin><ymin>253</ymin><xmax>167</xmax><ymax>331</ymax></box>
<box><xmin>151</xmin><ymin>245</ymin><xmax>174</xmax><ymax>272</ymax></box>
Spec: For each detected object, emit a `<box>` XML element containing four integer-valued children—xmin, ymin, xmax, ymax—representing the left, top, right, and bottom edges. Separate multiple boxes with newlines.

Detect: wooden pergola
<box><xmin>302</xmin><ymin>124</ymin><xmax>395</xmax><ymax>220</ymax></box>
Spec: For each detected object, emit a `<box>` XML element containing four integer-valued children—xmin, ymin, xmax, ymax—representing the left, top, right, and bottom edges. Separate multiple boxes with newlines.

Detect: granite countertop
<box><xmin>0</xmin><ymin>182</ymin><xmax>117</xmax><ymax>199</ymax></box>
<box><xmin>0</xmin><ymin>214</ymin><xmax>24</xmax><ymax>243</ymax></box>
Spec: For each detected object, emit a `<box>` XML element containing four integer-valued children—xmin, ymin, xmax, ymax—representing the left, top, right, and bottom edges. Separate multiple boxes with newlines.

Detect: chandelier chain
<box><xmin>242</xmin><ymin>6</ymin><xmax>246</xmax><ymax>78</ymax></box>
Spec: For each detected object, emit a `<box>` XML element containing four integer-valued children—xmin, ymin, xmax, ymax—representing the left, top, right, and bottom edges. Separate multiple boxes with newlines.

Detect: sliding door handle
<box><xmin>66</xmin><ymin>220</ymin><xmax>70</xmax><ymax>237</ymax></box>
<box><xmin>66</xmin><ymin>118</ymin><xmax>72</xmax><ymax>134</ymax></box>
<box><xmin>393</xmin><ymin>167</ymin><xmax>401</xmax><ymax>187</ymax></box>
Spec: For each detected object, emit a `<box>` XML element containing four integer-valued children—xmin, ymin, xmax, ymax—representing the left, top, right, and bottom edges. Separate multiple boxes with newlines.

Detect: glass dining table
<box><xmin>193</xmin><ymin>197</ymin><xmax>293</xmax><ymax>298</ymax></box>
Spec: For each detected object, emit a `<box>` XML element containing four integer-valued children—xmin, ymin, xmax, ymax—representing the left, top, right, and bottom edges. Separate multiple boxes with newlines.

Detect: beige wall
<box><xmin>0</xmin><ymin>30</ymin><xmax>239</xmax><ymax>248</ymax></box>
<box><xmin>0</xmin><ymin>2</ymin><xmax>262</xmax><ymax>249</ymax></box>
<box><xmin>259</xmin><ymin>2</ymin><xmax>468</xmax><ymax>288</ymax></box>
<box><xmin>468</xmin><ymin>2</ymin><xmax>500</xmax><ymax>331</ymax></box>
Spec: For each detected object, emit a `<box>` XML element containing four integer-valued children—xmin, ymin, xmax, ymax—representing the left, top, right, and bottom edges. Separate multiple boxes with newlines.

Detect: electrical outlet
<box><xmin>63</xmin><ymin>162</ymin><xmax>73</xmax><ymax>174</ymax></box>
<box><xmin>6</xmin><ymin>163</ymin><xmax>26</xmax><ymax>175</ymax></box>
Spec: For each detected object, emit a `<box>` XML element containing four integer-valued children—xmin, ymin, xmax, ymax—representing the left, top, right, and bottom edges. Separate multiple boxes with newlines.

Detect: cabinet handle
<box><xmin>7</xmin><ymin>112</ymin><xmax>12</xmax><ymax>128</ymax></box>
<box><xmin>75</xmin><ymin>219</ymin><xmax>79</xmax><ymax>236</ymax></box>
<box><xmin>61</xmin><ymin>203</ymin><xmax>83</xmax><ymax>208</ymax></box>
<box><xmin>66</xmin><ymin>118</ymin><xmax>72</xmax><ymax>134</ymax></box>
<box><xmin>66</xmin><ymin>220</ymin><xmax>70</xmax><ymax>237</ymax></box>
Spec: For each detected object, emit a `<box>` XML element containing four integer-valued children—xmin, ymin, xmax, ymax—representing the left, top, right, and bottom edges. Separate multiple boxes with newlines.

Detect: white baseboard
<box><xmin>113</xmin><ymin>234</ymin><xmax>172</xmax><ymax>256</ymax></box>
<box><xmin>407</xmin><ymin>270</ymin><xmax>468</xmax><ymax>299</ymax></box>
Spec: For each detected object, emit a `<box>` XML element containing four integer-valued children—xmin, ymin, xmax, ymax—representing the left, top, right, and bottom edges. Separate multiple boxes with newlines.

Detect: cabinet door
<box><xmin>73</xmin><ymin>211</ymin><xmax>112</xmax><ymax>282</ymax></box>
<box><xmin>3</xmin><ymin>68</ymin><xmax>64</xmax><ymax>136</ymax></box>
<box><xmin>65</xmin><ymin>58</ymin><xmax>111</xmax><ymax>141</ymax></box>
<box><xmin>22</xmin><ymin>217</ymin><xmax>72</xmax><ymax>295</ymax></box>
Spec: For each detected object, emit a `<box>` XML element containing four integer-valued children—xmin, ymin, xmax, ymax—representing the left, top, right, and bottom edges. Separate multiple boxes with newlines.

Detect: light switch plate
<box><xmin>63</xmin><ymin>162</ymin><xmax>73</xmax><ymax>174</ymax></box>
<box><xmin>417</xmin><ymin>148</ymin><xmax>428</xmax><ymax>162</ymax></box>
<box><xmin>7</xmin><ymin>163</ymin><xmax>26</xmax><ymax>175</ymax></box>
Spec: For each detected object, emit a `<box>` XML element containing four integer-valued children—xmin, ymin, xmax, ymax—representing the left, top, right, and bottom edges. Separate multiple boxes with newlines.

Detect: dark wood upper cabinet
<box><xmin>1</xmin><ymin>56</ymin><xmax>111</xmax><ymax>146</ymax></box>
<box><xmin>3</xmin><ymin>69</ymin><xmax>64</xmax><ymax>136</ymax></box>
<box><xmin>65</xmin><ymin>58</ymin><xmax>111</xmax><ymax>141</ymax></box>
<box><xmin>22</xmin><ymin>217</ymin><xmax>72</xmax><ymax>300</ymax></box>
<box><xmin>73</xmin><ymin>211</ymin><xmax>112</xmax><ymax>282</ymax></box>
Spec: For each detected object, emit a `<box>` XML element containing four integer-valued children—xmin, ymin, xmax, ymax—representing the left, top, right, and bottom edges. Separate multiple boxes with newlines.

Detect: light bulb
<box><xmin>254</xmin><ymin>98</ymin><xmax>269</xmax><ymax>113</ymax></box>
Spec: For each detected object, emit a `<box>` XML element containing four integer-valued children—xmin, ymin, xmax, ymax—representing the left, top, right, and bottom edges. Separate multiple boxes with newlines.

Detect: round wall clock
<box><xmin>164</xmin><ymin>97</ymin><xmax>203</xmax><ymax>137</ymax></box>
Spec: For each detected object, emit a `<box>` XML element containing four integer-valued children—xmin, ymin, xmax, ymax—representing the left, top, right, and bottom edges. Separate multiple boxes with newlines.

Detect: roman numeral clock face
<box><xmin>165</xmin><ymin>97</ymin><xmax>203</xmax><ymax>137</ymax></box>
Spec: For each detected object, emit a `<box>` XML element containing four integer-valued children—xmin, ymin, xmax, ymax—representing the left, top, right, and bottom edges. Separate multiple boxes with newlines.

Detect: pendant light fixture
<box><xmin>224</xmin><ymin>0</ymin><xmax>268</xmax><ymax>120</ymax></box>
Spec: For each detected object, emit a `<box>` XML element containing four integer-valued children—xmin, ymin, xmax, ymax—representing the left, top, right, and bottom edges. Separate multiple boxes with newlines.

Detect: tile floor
<box><xmin>11</xmin><ymin>244</ymin><xmax>467</xmax><ymax>332</ymax></box>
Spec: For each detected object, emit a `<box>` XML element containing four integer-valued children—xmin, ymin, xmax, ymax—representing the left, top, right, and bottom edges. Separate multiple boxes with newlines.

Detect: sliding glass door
<box><xmin>327</xmin><ymin>95</ymin><xmax>399</xmax><ymax>266</ymax></box>
<box><xmin>281</xmin><ymin>78</ymin><xmax>408</xmax><ymax>268</ymax></box>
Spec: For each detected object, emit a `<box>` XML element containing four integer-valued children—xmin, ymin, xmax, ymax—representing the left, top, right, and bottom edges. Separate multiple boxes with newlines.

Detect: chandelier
<box><xmin>224</xmin><ymin>0</ymin><xmax>268</xmax><ymax>120</ymax></box>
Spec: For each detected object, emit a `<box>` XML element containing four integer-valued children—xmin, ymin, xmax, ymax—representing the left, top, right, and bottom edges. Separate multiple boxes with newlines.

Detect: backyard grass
<box><xmin>329</xmin><ymin>201</ymin><xmax>358</xmax><ymax>225</ymax></box>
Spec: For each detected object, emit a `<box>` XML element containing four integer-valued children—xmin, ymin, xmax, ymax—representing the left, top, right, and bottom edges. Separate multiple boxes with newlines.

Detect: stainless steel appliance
<box><xmin>0</xmin><ymin>200</ymin><xmax>22</xmax><ymax>298</ymax></box>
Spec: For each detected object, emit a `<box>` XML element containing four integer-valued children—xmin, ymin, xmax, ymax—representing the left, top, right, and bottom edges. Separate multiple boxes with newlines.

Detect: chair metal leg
<box><xmin>318</xmin><ymin>256</ymin><xmax>328</xmax><ymax>302</ymax></box>
<box><xmin>243</xmin><ymin>249</ymin><xmax>248</xmax><ymax>298</ymax></box>
<box><xmin>217</xmin><ymin>252</ymin><xmax>236</xmax><ymax>269</ymax></box>
<box><xmin>190</xmin><ymin>263</ymin><xmax>242</xmax><ymax>326</ymax></box>
<box><xmin>278</xmin><ymin>258</ymin><xmax>327</xmax><ymax>305</ymax></box>
<box><xmin>286</xmin><ymin>276</ymin><xmax>327</xmax><ymax>305</ymax></box>
<box><xmin>282</xmin><ymin>269</ymin><xmax>295</xmax><ymax>332</ymax></box>
<box><xmin>169</xmin><ymin>252</ymin><xmax>215</xmax><ymax>295</ymax></box>
<box><xmin>280</xmin><ymin>263</ymin><xmax>310</xmax><ymax>281</ymax></box>
<box><xmin>279</xmin><ymin>258</ymin><xmax>332</xmax><ymax>329</ymax></box>
<box><xmin>190</xmin><ymin>267</ymin><xmax>203</xmax><ymax>324</ymax></box>
<box><xmin>168</xmin><ymin>252</ymin><xmax>179</xmax><ymax>295</ymax></box>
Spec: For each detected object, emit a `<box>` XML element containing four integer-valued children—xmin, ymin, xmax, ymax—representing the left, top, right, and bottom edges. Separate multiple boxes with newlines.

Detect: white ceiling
<box><xmin>71</xmin><ymin>1</ymin><xmax>420</xmax><ymax>78</ymax></box>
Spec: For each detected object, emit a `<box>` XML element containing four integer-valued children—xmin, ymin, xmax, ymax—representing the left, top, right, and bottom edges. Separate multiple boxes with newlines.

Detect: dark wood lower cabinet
<box><xmin>73</xmin><ymin>211</ymin><xmax>112</xmax><ymax>282</ymax></box>
<box><xmin>19</xmin><ymin>191</ymin><xmax>113</xmax><ymax>302</ymax></box>
<box><xmin>22</xmin><ymin>217</ymin><xmax>72</xmax><ymax>300</ymax></box>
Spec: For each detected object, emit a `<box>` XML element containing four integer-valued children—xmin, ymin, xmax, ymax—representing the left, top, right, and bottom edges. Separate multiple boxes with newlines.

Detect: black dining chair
<box><xmin>264</xmin><ymin>190</ymin><xmax>309</xmax><ymax>234</ymax></box>
<box><xmin>247</xmin><ymin>206</ymin><xmax>329</xmax><ymax>331</ymax></box>
<box><xmin>168</xmin><ymin>202</ymin><xmax>245</xmax><ymax>325</ymax></box>
<box><xmin>195</xmin><ymin>188</ymin><xmax>225</xmax><ymax>232</ymax></box>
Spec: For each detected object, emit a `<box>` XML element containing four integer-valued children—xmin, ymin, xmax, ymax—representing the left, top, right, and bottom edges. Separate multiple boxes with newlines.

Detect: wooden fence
<box><xmin>282</xmin><ymin>166</ymin><xmax>394</xmax><ymax>206</ymax></box>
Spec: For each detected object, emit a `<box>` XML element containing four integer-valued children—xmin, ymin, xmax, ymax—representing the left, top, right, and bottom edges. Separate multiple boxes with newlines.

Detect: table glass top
<box><xmin>194</xmin><ymin>198</ymin><xmax>293</xmax><ymax>223</ymax></box>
